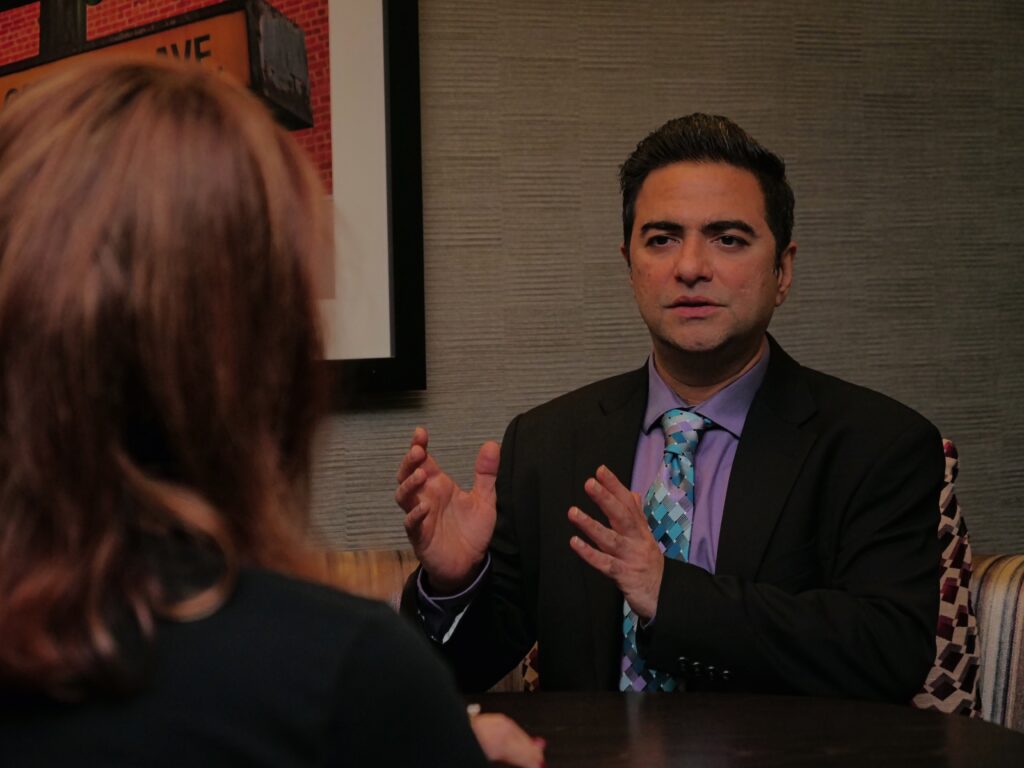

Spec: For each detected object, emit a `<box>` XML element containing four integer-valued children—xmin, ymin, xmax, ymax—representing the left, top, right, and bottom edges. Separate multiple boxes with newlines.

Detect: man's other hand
<box><xmin>568</xmin><ymin>465</ymin><xmax>664</xmax><ymax>621</ymax></box>
<box><xmin>395</xmin><ymin>427</ymin><xmax>498</xmax><ymax>594</ymax></box>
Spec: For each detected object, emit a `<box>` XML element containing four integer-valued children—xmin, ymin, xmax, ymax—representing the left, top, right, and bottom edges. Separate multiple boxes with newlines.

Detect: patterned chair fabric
<box><xmin>911</xmin><ymin>439</ymin><xmax>981</xmax><ymax>716</ymax></box>
<box><xmin>972</xmin><ymin>554</ymin><xmax>1024</xmax><ymax>731</ymax></box>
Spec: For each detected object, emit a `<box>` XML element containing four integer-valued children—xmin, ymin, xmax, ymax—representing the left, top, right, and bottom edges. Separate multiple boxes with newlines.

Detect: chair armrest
<box><xmin>972</xmin><ymin>553</ymin><xmax>1024</xmax><ymax>731</ymax></box>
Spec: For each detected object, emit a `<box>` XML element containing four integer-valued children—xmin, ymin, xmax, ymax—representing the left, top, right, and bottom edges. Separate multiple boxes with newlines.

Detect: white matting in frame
<box><xmin>323</xmin><ymin>0</ymin><xmax>392</xmax><ymax>360</ymax></box>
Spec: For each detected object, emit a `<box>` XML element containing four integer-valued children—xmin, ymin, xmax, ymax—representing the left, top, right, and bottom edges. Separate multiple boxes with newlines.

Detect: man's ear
<box><xmin>620</xmin><ymin>242</ymin><xmax>630</xmax><ymax>271</ymax></box>
<box><xmin>774</xmin><ymin>242</ymin><xmax>797</xmax><ymax>306</ymax></box>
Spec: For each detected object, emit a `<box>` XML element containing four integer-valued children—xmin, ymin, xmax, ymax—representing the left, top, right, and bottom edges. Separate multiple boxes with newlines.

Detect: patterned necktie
<box><xmin>620</xmin><ymin>408</ymin><xmax>711</xmax><ymax>692</ymax></box>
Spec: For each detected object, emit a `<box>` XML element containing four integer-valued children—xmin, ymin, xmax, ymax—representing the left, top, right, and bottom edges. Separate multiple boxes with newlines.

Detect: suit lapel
<box><xmin>717</xmin><ymin>338</ymin><xmax>818</xmax><ymax>579</ymax></box>
<box><xmin>572</xmin><ymin>365</ymin><xmax>648</xmax><ymax>687</ymax></box>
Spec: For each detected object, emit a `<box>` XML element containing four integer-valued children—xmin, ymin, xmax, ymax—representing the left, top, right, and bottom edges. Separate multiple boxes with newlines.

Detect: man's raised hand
<box><xmin>568</xmin><ymin>465</ymin><xmax>664</xmax><ymax>621</ymax></box>
<box><xmin>395</xmin><ymin>427</ymin><xmax>499</xmax><ymax>594</ymax></box>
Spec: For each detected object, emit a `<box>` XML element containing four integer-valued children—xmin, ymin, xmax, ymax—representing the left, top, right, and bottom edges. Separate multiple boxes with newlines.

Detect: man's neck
<box><xmin>654</xmin><ymin>336</ymin><xmax>767</xmax><ymax>406</ymax></box>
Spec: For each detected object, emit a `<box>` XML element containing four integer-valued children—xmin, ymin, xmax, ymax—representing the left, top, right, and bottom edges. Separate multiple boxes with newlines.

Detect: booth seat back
<box><xmin>318</xmin><ymin>549</ymin><xmax>418</xmax><ymax>611</ymax></box>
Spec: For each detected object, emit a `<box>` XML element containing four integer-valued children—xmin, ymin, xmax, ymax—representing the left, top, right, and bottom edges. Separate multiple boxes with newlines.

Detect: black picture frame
<box><xmin>325</xmin><ymin>0</ymin><xmax>425</xmax><ymax>401</ymax></box>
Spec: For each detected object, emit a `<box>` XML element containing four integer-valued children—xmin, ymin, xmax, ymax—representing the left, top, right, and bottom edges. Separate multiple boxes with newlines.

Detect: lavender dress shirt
<box><xmin>633</xmin><ymin>346</ymin><xmax>768</xmax><ymax>574</ymax></box>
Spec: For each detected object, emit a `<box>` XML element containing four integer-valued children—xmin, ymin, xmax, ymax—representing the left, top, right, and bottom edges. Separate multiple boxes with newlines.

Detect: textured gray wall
<box><xmin>310</xmin><ymin>0</ymin><xmax>1024</xmax><ymax>555</ymax></box>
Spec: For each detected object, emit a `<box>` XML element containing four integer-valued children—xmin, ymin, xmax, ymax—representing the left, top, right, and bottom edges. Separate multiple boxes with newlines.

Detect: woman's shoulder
<box><xmin>222</xmin><ymin>568</ymin><xmax>468</xmax><ymax>724</ymax></box>
<box><xmin>226</xmin><ymin>567</ymin><xmax>403</xmax><ymax>640</ymax></box>
<box><xmin>238</xmin><ymin>567</ymin><xmax>384</xmax><ymax>607</ymax></box>
<box><xmin>155</xmin><ymin>567</ymin><xmax>429</xmax><ymax>700</ymax></box>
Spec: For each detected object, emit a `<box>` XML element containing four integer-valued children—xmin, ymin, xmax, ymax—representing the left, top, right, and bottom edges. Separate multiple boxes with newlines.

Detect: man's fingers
<box><xmin>396</xmin><ymin>426</ymin><xmax>430</xmax><ymax>483</ymax></box>
<box><xmin>471</xmin><ymin>440</ymin><xmax>500</xmax><ymax>498</ymax></box>
<box><xmin>395</xmin><ymin>467</ymin><xmax>427</xmax><ymax>511</ymax></box>
<box><xmin>568</xmin><ymin>506</ymin><xmax>621</xmax><ymax>555</ymax></box>
<box><xmin>395</xmin><ymin>443</ymin><xmax>426</xmax><ymax>484</ymax></box>
<box><xmin>571</xmin><ymin>530</ymin><xmax>663</xmax><ymax>620</ymax></box>
<box><xmin>595</xmin><ymin>464</ymin><xmax>638</xmax><ymax>509</ymax></box>
<box><xmin>584</xmin><ymin>469</ymin><xmax>642</xmax><ymax>534</ymax></box>
<box><xmin>402</xmin><ymin>503</ymin><xmax>429</xmax><ymax>535</ymax></box>
<box><xmin>569</xmin><ymin>534</ymin><xmax>617</xmax><ymax>577</ymax></box>
<box><xmin>411</xmin><ymin>425</ymin><xmax>429</xmax><ymax>449</ymax></box>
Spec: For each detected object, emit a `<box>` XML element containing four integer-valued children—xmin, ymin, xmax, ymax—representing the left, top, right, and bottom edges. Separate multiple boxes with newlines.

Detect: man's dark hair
<box><xmin>619</xmin><ymin>113</ymin><xmax>795</xmax><ymax>264</ymax></box>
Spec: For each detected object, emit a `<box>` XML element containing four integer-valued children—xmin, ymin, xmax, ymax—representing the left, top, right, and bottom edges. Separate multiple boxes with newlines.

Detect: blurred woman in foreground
<box><xmin>0</xmin><ymin>60</ymin><xmax>542</xmax><ymax>767</ymax></box>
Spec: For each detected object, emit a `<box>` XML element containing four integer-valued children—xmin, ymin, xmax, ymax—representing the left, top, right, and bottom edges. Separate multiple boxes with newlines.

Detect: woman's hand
<box><xmin>469</xmin><ymin>711</ymin><xmax>546</xmax><ymax>768</ymax></box>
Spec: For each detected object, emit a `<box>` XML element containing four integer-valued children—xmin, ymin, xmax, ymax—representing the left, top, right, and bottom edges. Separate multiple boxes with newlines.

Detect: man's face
<box><xmin>623</xmin><ymin>161</ymin><xmax>795</xmax><ymax>372</ymax></box>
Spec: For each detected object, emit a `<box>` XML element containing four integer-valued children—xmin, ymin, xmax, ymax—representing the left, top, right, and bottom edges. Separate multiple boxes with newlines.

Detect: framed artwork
<box><xmin>0</xmin><ymin>0</ymin><xmax>423</xmax><ymax>394</ymax></box>
<box><xmin>323</xmin><ymin>0</ymin><xmax>425</xmax><ymax>395</ymax></box>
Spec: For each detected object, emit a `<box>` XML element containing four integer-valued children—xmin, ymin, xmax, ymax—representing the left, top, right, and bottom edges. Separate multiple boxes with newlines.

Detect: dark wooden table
<box><xmin>476</xmin><ymin>692</ymin><xmax>1024</xmax><ymax>766</ymax></box>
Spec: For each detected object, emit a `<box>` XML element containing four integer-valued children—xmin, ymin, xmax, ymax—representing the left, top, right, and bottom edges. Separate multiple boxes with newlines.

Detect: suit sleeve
<box><xmin>400</xmin><ymin>414</ymin><xmax>536</xmax><ymax>692</ymax></box>
<box><xmin>645</xmin><ymin>418</ymin><xmax>943</xmax><ymax>702</ymax></box>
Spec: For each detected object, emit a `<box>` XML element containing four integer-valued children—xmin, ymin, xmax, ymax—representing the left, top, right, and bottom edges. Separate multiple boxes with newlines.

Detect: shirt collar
<box><xmin>643</xmin><ymin>342</ymin><xmax>770</xmax><ymax>439</ymax></box>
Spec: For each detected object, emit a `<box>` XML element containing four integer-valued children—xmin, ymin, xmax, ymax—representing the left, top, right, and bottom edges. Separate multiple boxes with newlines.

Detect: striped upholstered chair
<box><xmin>972</xmin><ymin>554</ymin><xmax>1024</xmax><ymax>731</ymax></box>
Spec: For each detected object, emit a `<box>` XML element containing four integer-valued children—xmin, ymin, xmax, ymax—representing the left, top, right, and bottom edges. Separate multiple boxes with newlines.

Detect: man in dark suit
<box><xmin>396</xmin><ymin>114</ymin><xmax>941</xmax><ymax>702</ymax></box>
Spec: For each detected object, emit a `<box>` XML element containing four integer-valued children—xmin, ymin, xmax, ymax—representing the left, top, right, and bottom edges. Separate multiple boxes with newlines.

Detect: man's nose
<box><xmin>673</xmin><ymin>238</ymin><xmax>712</xmax><ymax>284</ymax></box>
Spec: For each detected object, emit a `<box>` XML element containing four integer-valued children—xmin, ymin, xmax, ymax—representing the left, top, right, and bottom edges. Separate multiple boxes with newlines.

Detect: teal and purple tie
<box><xmin>620</xmin><ymin>408</ymin><xmax>711</xmax><ymax>692</ymax></box>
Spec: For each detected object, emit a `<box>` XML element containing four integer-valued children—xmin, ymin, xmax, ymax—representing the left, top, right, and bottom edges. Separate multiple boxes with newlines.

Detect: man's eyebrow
<box><xmin>638</xmin><ymin>220</ymin><xmax>684</xmax><ymax>234</ymax></box>
<box><xmin>702</xmin><ymin>219</ymin><xmax>757</xmax><ymax>237</ymax></box>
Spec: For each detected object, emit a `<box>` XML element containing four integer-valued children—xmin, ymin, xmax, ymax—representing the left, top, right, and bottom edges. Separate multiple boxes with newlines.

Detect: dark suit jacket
<box><xmin>403</xmin><ymin>337</ymin><xmax>942</xmax><ymax>702</ymax></box>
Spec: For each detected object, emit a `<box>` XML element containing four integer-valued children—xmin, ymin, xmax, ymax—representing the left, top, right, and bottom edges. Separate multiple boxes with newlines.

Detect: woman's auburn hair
<box><xmin>0</xmin><ymin>58</ymin><xmax>329</xmax><ymax>696</ymax></box>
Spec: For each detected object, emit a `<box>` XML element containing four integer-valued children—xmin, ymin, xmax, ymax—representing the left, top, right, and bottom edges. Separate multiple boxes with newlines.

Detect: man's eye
<box><xmin>717</xmin><ymin>235</ymin><xmax>747</xmax><ymax>247</ymax></box>
<box><xmin>647</xmin><ymin>235</ymin><xmax>674</xmax><ymax>247</ymax></box>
